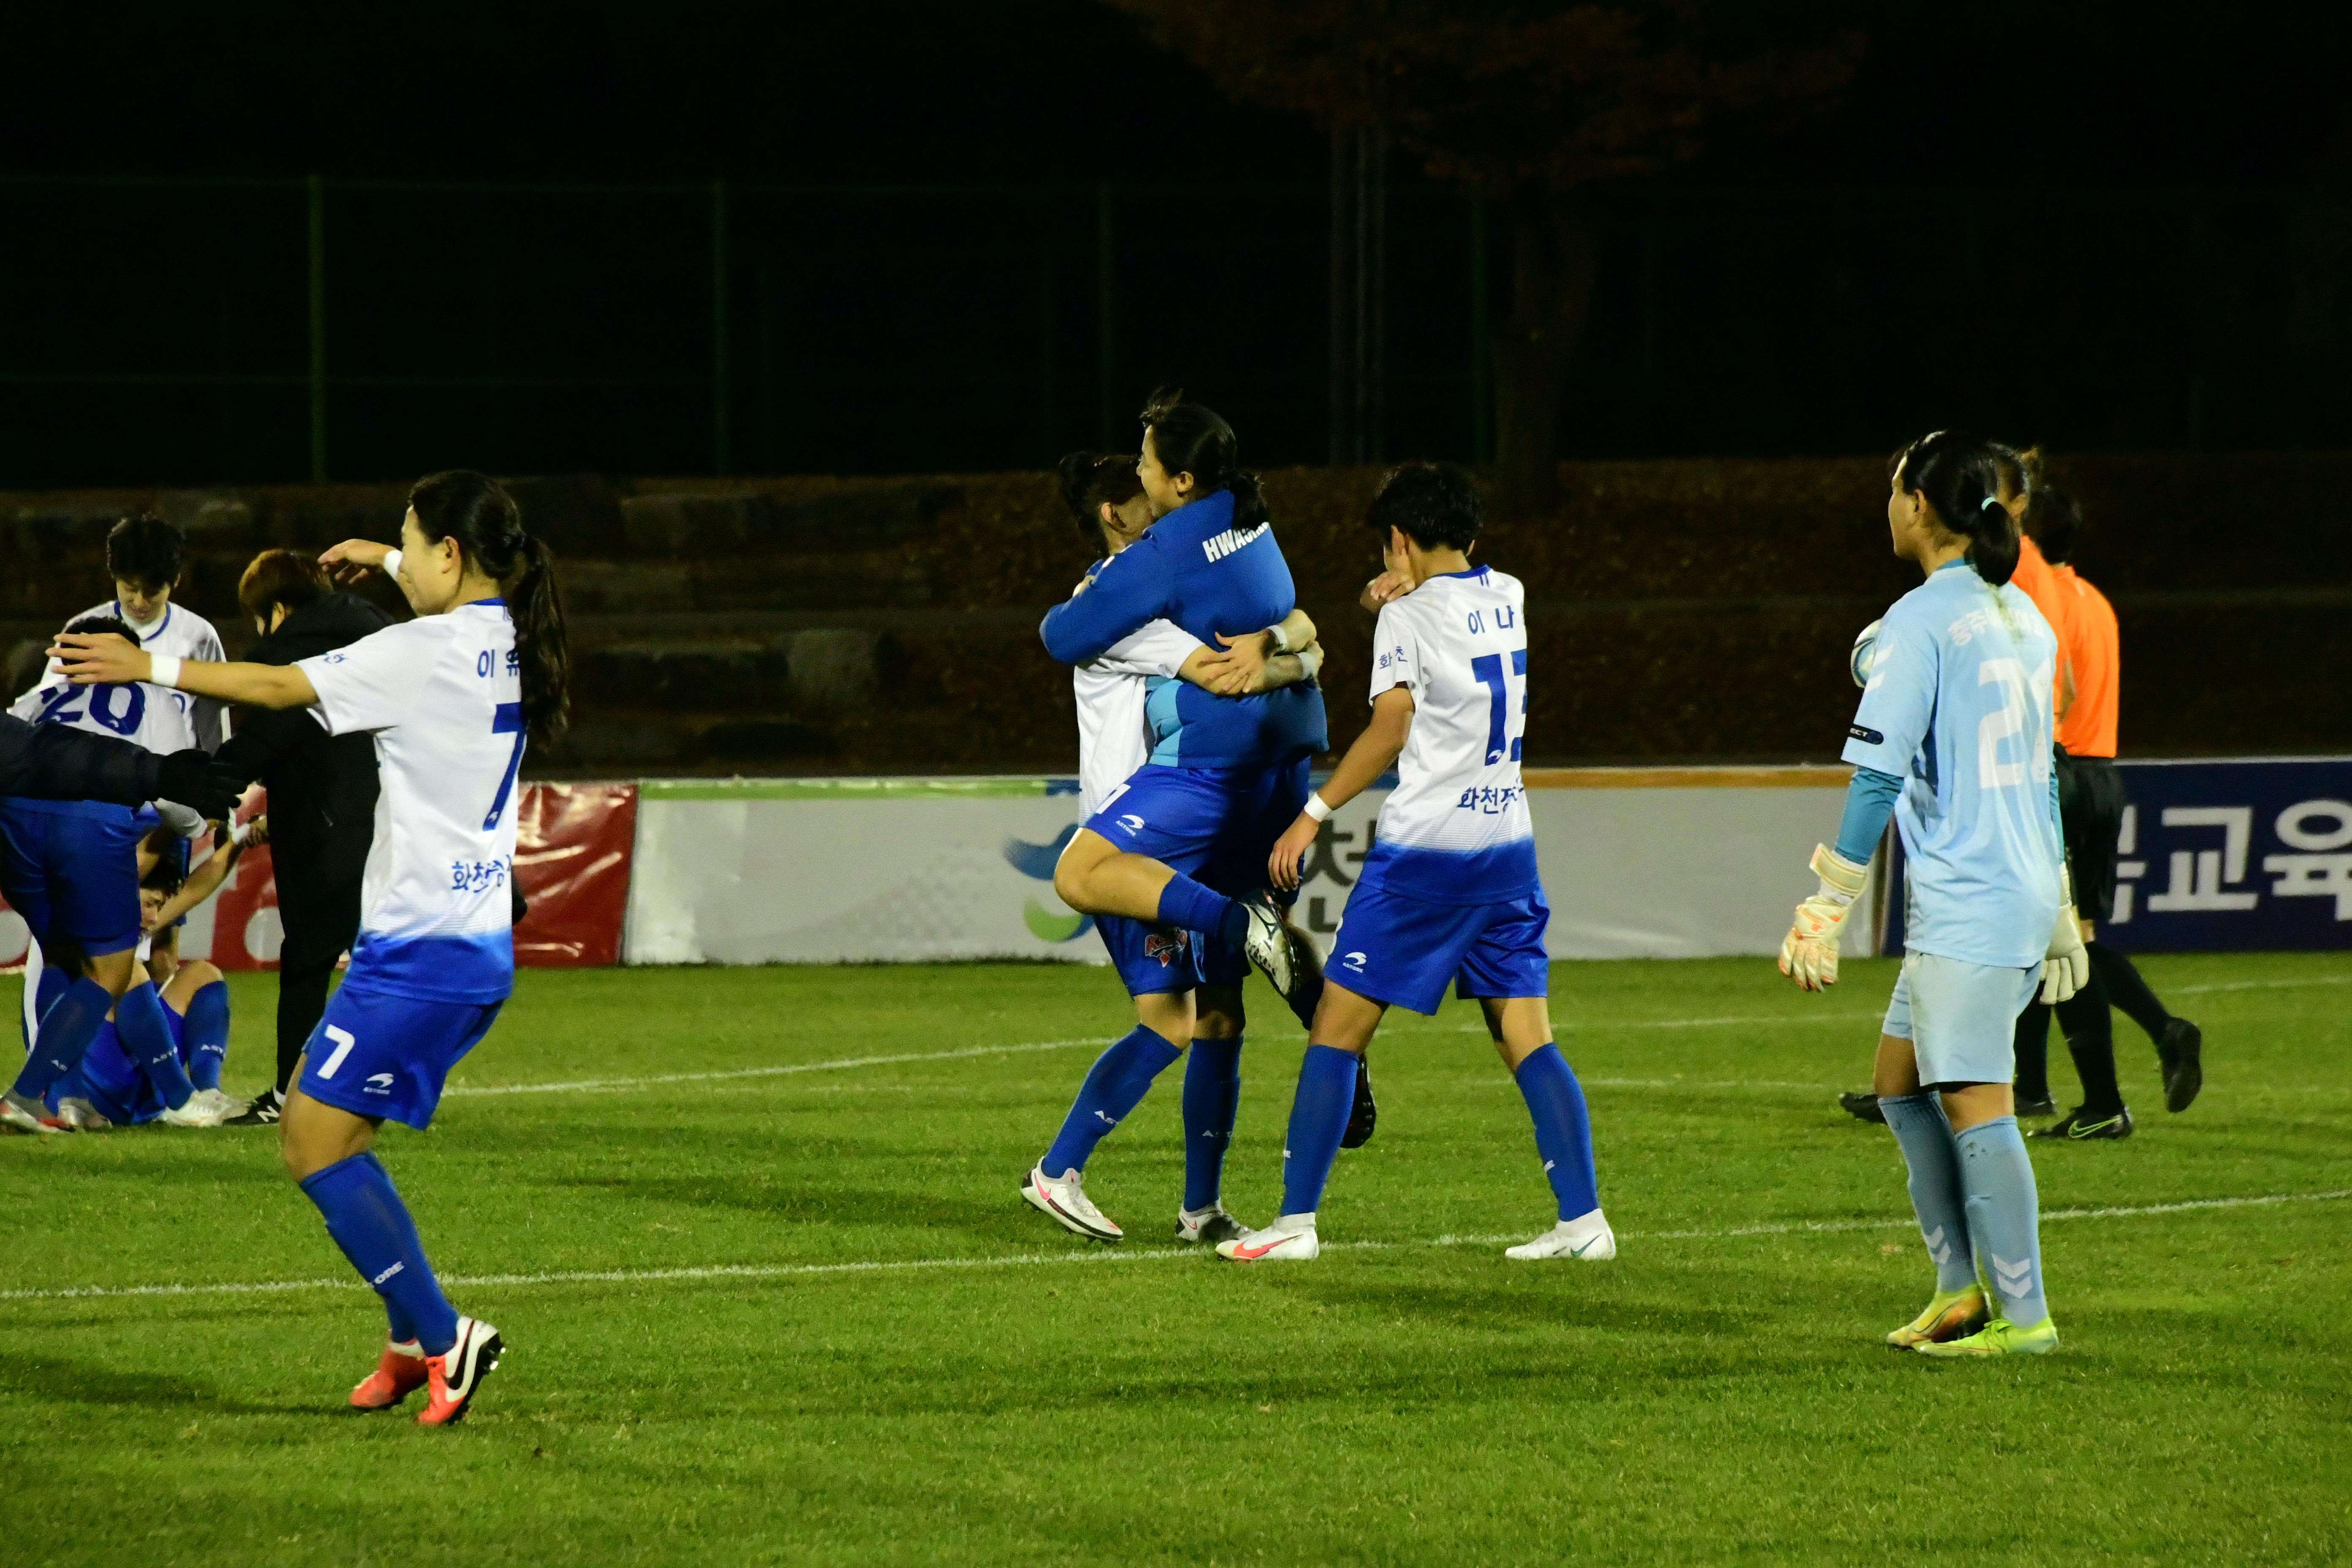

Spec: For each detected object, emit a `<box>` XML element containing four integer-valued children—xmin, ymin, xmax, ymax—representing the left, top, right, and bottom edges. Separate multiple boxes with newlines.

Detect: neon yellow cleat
<box><xmin>1886</xmin><ymin>1287</ymin><xmax>1987</xmax><ymax>1348</ymax></box>
<box><xmin>1915</xmin><ymin>1315</ymin><xmax>2059</xmax><ymax>1358</ymax></box>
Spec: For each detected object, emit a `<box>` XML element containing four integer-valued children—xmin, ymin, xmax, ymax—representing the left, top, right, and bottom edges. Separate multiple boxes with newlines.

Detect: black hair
<box><xmin>1055</xmin><ymin>451</ymin><xmax>1145</xmax><ymax>558</ymax></box>
<box><xmin>2026</xmin><ymin>485</ymin><xmax>2084</xmax><ymax>565</ymax></box>
<box><xmin>139</xmin><ymin>826</ymin><xmax>187</xmax><ymax>896</ymax></box>
<box><xmin>1139</xmin><ymin>387</ymin><xmax>1269</xmax><ymax>532</ymax></box>
<box><xmin>65</xmin><ymin>612</ymin><xmax>139</xmax><ymax>645</ymax></box>
<box><xmin>1368</xmin><ymin>463</ymin><xmax>1483</xmax><ymax>552</ymax></box>
<box><xmin>1888</xmin><ymin>430</ymin><xmax>2020</xmax><ymax>587</ymax></box>
<box><xmin>106</xmin><ymin>515</ymin><xmax>186</xmax><ymax>593</ymax></box>
<box><xmin>407</xmin><ymin>470</ymin><xmax>571</xmax><ymax>746</ymax></box>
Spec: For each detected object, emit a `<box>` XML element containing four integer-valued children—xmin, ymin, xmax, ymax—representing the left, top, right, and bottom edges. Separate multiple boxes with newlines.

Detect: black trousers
<box><xmin>270</xmin><ymin>852</ymin><xmax>365</xmax><ymax>1096</ymax></box>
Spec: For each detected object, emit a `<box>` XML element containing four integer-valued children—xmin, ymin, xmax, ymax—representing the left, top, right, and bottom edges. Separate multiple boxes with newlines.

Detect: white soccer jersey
<box><xmin>11</xmin><ymin>599</ymin><xmax>227</xmax><ymax>754</ymax></box>
<box><xmin>1358</xmin><ymin>566</ymin><xmax>1539</xmax><ymax>905</ymax></box>
<box><xmin>1073</xmin><ymin>618</ymin><xmax>1201</xmax><ymax>817</ymax></box>
<box><xmin>297</xmin><ymin>599</ymin><xmax>522</xmax><ymax>1004</ymax></box>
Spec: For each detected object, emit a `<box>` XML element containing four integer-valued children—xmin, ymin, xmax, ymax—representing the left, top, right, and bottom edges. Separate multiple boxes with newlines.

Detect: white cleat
<box><xmin>1236</xmin><ymin>895</ymin><xmax>1304</xmax><ymax>1004</ymax></box>
<box><xmin>1504</xmin><ymin>1209</ymin><xmax>1617</xmax><ymax>1261</ymax></box>
<box><xmin>1175</xmin><ymin>1204</ymin><xmax>1252</xmax><ymax>1246</ymax></box>
<box><xmin>54</xmin><ymin>1097</ymin><xmax>112</xmax><ymax>1132</ymax></box>
<box><xmin>157</xmin><ymin>1088</ymin><xmax>240</xmax><ymax>1128</ymax></box>
<box><xmin>1021</xmin><ymin>1163</ymin><xmax>1122</xmax><ymax>1242</ymax></box>
<box><xmin>1217</xmin><ymin>1212</ymin><xmax>1318</xmax><ymax>1262</ymax></box>
<box><xmin>0</xmin><ymin>1091</ymin><xmax>50</xmax><ymax>1136</ymax></box>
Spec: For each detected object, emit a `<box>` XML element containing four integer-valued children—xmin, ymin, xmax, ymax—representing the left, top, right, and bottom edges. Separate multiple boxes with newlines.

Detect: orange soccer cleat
<box><xmin>415</xmin><ymin>1316</ymin><xmax>504</xmax><ymax>1427</ymax></box>
<box><xmin>349</xmin><ymin>1340</ymin><xmax>430</xmax><ymax>1410</ymax></box>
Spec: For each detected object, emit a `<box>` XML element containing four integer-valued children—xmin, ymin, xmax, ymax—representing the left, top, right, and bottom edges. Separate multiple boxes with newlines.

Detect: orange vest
<box><xmin>2010</xmin><ymin>536</ymin><xmax>2073</xmax><ymax>714</ymax></box>
<box><xmin>2053</xmin><ymin>563</ymin><xmax>2120</xmax><ymax>757</ymax></box>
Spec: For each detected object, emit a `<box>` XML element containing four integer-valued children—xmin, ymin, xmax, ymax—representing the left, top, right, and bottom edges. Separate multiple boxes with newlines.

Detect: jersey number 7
<box><xmin>484</xmin><ymin>702</ymin><xmax>525</xmax><ymax>830</ymax></box>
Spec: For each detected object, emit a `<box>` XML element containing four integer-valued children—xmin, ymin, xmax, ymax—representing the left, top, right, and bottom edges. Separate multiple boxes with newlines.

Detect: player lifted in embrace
<box><xmin>1780</xmin><ymin>430</ymin><xmax>2085</xmax><ymax>1357</ymax></box>
<box><xmin>52</xmin><ymin>470</ymin><xmax>569</xmax><ymax>1424</ymax></box>
<box><xmin>1226</xmin><ymin>463</ymin><xmax>1611</xmax><ymax>1265</ymax></box>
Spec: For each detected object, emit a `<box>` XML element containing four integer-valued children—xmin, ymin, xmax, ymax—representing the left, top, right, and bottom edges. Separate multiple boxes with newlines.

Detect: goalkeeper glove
<box><xmin>2041</xmin><ymin>868</ymin><xmax>2090</xmax><ymax>1004</ymax></box>
<box><xmin>1780</xmin><ymin>844</ymin><xmax>1868</xmax><ymax>991</ymax></box>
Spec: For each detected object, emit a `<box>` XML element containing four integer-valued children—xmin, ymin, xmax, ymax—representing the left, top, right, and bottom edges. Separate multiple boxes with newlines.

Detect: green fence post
<box><xmin>307</xmin><ymin>174</ymin><xmax>327</xmax><ymax>482</ymax></box>
<box><xmin>711</xmin><ymin>178</ymin><xmax>732</xmax><ymax>476</ymax></box>
<box><xmin>1095</xmin><ymin>181</ymin><xmax>1116</xmax><ymax>450</ymax></box>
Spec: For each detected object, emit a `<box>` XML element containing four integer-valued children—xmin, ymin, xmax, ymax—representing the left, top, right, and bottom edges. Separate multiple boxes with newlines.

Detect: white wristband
<box><xmin>1303</xmin><ymin>792</ymin><xmax>1334</xmax><ymax>823</ymax></box>
<box><xmin>1296</xmin><ymin>644</ymin><xmax>1323</xmax><ymax>681</ymax></box>
<box><xmin>148</xmin><ymin>653</ymin><xmax>183</xmax><ymax>689</ymax></box>
<box><xmin>1266</xmin><ymin>621</ymin><xmax>1293</xmax><ymax>655</ymax></box>
<box><xmin>381</xmin><ymin>547</ymin><xmax>403</xmax><ymax>579</ymax></box>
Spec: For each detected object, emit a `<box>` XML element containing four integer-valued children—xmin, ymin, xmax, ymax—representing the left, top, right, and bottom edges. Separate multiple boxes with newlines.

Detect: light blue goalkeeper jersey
<box><xmin>1842</xmin><ymin>560</ymin><xmax>2064</xmax><ymax>969</ymax></box>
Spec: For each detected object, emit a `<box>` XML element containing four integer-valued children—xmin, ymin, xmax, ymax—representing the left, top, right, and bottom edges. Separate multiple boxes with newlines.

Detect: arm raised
<box><xmin>48</xmin><ymin>633</ymin><xmax>319</xmax><ymax>711</ymax></box>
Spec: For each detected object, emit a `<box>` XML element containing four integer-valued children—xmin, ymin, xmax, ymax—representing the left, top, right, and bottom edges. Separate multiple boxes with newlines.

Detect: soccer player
<box><xmin>1218</xmin><ymin>463</ymin><xmax>1612</xmax><ymax>1266</ymax></box>
<box><xmin>1780</xmin><ymin>430</ymin><xmax>2087</xmax><ymax>1357</ymax></box>
<box><xmin>1025</xmin><ymin>450</ymin><xmax>1331</xmax><ymax>1245</ymax></box>
<box><xmin>51</xmin><ymin>469</ymin><xmax>569</xmax><ymax>1425</ymax></box>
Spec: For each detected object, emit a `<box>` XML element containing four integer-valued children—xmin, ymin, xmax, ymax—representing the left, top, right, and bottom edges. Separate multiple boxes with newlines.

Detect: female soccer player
<box><xmin>52</xmin><ymin>469</ymin><xmax>569</xmax><ymax>1424</ymax></box>
<box><xmin>1779</xmin><ymin>430</ymin><xmax>2087</xmax><ymax>1358</ymax></box>
<box><xmin>1024</xmin><ymin>451</ymin><xmax>1327</xmax><ymax>1246</ymax></box>
<box><xmin>1220</xmin><ymin>463</ymin><xmax>1610</xmax><ymax>1266</ymax></box>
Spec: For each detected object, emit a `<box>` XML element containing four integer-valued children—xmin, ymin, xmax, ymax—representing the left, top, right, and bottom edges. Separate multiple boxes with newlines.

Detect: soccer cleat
<box><xmin>157</xmin><ymin>1087</ymin><xmax>240</xmax><ymax>1128</ymax></box>
<box><xmin>2014</xmin><ymin>1093</ymin><xmax>2058</xmax><ymax>1119</ymax></box>
<box><xmin>350</xmin><ymin>1339</ymin><xmax>430</xmax><ymax>1410</ymax></box>
<box><xmin>1217</xmin><ymin>1213</ymin><xmax>1318</xmax><ymax>1262</ymax></box>
<box><xmin>1886</xmin><ymin>1286</ymin><xmax>1988</xmax><ymax>1348</ymax></box>
<box><xmin>2032</xmin><ymin>1107</ymin><xmax>2134</xmax><ymax>1141</ymax></box>
<box><xmin>1914</xmin><ymin>1314</ymin><xmax>2058</xmax><ymax>1358</ymax></box>
<box><xmin>0</xmin><ymin>1091</ymin><xmax>51</xmax><ymax>1136</ymax></box>
<box><xmin>1340</xmin><ymin>1058</ymin><xmax>1378</xmax><ymax>1148</ymax></box>
<box><xmin>1838</xmin><ymin>1090</ymin><xmax>1887</xmax><ymax>1125</ymax></box>
<box><xmin>1021</xmin><ymin>1163</ymin><xmax>1122</xmax><ymax>1242</ymax></box>
<box><xmin>416</xmin><ymin>1317</ymin><xmax>503</xmax><ymax>1426</ymax></box>
<box><xmin>2158</xmin><ymin>1017</ymin><xmax>2203</xmax><ymax>1113</ymax></box>
<box><xmin>53</xmin><ymin>1097</ymin><xmax>112</xmax><ymax>1132</ymax></box>
<box><xmin>1504</xmin><ymin>1211</ymin><xmax>1616</xmax><ymax>1260</ymax></box>
<box><xmin>1174</xmin><ymin>1204</ymin><xmax>1251</xmax><ymax>1246</ymax></box>
<box><xmin>1236</xmin><ymin>895</ymin><xmax>1315</xmax><ymax>1021</ymax></box>
<box><xmin>226</xmin><ymin>1090</ymin><xmax>283</xmax><ymax>1127</ymax></box>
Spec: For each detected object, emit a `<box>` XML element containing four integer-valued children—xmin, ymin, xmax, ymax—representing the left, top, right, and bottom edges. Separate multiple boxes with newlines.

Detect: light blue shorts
<box><xmin>1882</xmin><ymin>952</ymin><xmax>2039</xmax><ymax>1088</ymax></box>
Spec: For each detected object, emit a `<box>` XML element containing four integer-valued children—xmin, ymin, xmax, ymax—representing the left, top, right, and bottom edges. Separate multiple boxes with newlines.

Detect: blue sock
<box><xmin>1279</xmin><ymin>1045</ymin><xmax>1359</xmax><ymax>1217</ymax></box>
<box><xmin>299</xmin><ymin>1153</ymin><xmax>460</xmax><ymax>1356</ymax></box>
<box><xmin>1156</xmin><ymin>875</ymin><xmax>1245</xmax><ymax>947</ymax></box>
<box><xmin>117</xmin><ymin>982</ymin><xmax>194</xmax><ymax>1111</ymax></box>
<box><xmin>1513</xmin><ymin>1044</ymin><xmax>1601</xmax><ymax>1221</ymax></box>
<box><xmin>180</xmin><ymin>981</ymin><xmax>230</xmax><ymax>1092</ymax></box>
<box><xmin>1955</xmin><ymin>1116</ymin><xmax>2050</xmax><ymax>1327</ymax></box>
<box><xmin>1040</xmin><ymin>1025</ymin><xmax>1183</xmax><ymax>1177</ymax></box>
<box><xmin>1180</xmin><ymin>1035</ymin><xmax>1244</xmax><ymax>1212</ymax></box>
<box><xmin>24</xmin><ymin>963</ymin><xmax>69</xmax><ymax>1058</ymax></box>
<box><xmin>1880</xmin><ymin>1094</ymin><xmax>1974</xmax><ymax>1293</ymax></box>
<box><xmin>12</xmin><ymin>977</ymin><xmax>114</xmax><ymax>1100</ymax></box>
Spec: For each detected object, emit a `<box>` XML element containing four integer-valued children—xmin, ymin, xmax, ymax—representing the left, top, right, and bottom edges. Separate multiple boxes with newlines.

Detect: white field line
<box><xmin>440</xmin><ymin>1038</ymin><xmax>1099</xmax><ymax>1098</ymax></box>
<box><xmin>2171</xmin><ymin>974</ymin><xmax>2351</xmax><ymax>995</ymax></box>
<box><xmin>5</xmin><ymin>1189</ymin><xmax>2342</xmax><ymax>1307</ymax></box>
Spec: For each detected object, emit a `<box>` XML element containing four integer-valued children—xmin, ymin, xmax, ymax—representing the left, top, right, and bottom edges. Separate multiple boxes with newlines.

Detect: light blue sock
<box><xmin>299</xmin><ymin>1153</ymin><xmax>460</xmax><ymax>1356</ymax></box>
<box><xmin>1279</xmin><ymin>1045</ymin><xmax>1359</xmax><ymax>1217</ymax></box>
<box><xmin>180</xmin><ymin>981</ymin><xmax>230</xmax><ymax>1092</ymax></box>
<box><xmin>1040</xmin><ymin>1026</ymin><xmax>1183</xmax><ymax>1177</ymax></box>
<box><xmin>117</xmin><ymin>982</ymin><xmax>194</xmax><ymax>1111</ymax></box>
<box><xmin>1956</xmin><ymin>1116</ymin><xmax>2050</xmax><ymax>1327</ymax></box>
<box><xmin>12</xmin><ymin>977</ymin><xmax>112</xmax><ymax>1100</ymax></box>
<box><xmin>1180</xmin><ymin>1035</ymin><xmax>1243</xmax><ymax>1212</ymax></box>
<box><xmin>1514</xmin><ymin>1044</ymin><xmax>1601</xmax><ymax>1220</ymax></box>
<box><xmin>1879</xmin><ymin>1094</ymin><xmax>1975</xmax><ymax>1293</ymax></box>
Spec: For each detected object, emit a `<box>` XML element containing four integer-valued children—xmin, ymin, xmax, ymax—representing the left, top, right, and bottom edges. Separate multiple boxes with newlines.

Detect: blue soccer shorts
<box><xmin>1095</xmin><ymin>914</ymin><xmax>1208</xmax><ymax>997</ymax></box>
<box><xmin>1326</xmin><ymin>881</ymin><xmax>1552</xmax><ymax>1016</ymax></box>
<box><xmin>0</xmin><ymin>801</ymin><xmax>147</xmax><ymax>958</ymax></box>
<box><xmin>297</xmin><ymin>981</ymin><xmax>503</xmax><ymax>1129</ymax></box>
<box><xmin>1881</xmin><ymin>952</ymin><xmax>2040</xmax><ymax>1088</ymax></box>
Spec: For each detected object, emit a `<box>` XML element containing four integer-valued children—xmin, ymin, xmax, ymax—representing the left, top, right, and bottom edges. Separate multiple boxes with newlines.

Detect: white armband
<box><xmin>1296</xmin><ymin>644</ymin><xmax>1323</xmax><ymax>681</ymax></box>
<box><xmin>382</xmin><ymin>547</ymin><xmax>403</xmax><ymax>580</ymax></box>
<box><xmin>1303</xmin><ymin>792</ymin><xmax>1334</xmax><ymax>823</ymax></box>
<box><xmin>1266</xmin><ymin>621</ymin><xmax>1293</xmax><ymax>655</ymax></box>
<box><xmin>148</xmin><ymin>653</ymin><xmax>183</xmax><ymax>690</ymax></box>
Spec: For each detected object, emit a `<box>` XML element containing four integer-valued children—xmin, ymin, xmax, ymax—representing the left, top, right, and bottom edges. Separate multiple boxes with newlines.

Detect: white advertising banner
<box><xmin>621</xmin><ymin>767</ymin><xmax>1871</xmax><ymax>967</ymax></box>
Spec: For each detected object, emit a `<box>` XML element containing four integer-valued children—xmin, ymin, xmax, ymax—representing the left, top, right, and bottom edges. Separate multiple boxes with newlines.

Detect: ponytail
<box><xmin>408</xmin><ymin>468</ymin><xmax>572</xmax><ymax>746</ymax></box>
<box><xmin>1887</xmin><ymin>430</ymin><xmax>2019</xmax><ymax>587</ymax></box>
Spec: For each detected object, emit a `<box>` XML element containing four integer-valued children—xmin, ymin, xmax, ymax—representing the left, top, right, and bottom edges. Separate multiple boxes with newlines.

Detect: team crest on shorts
<box><xmin>1145</xmin><ymin>930</ymin><xmax>1191</xmax><ymax>968</ymax></box>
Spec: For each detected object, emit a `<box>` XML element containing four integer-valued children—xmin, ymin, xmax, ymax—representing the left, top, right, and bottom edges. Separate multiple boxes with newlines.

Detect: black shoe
<box><xmin>2014</xmin><ymin>1093</ymin><xmax>2057</xmax><ymax>1119</ymax></box>
<box><xmin>225</xmin><ymin>1090</ymin><xmax>283</xmax><ymax>1127</ymax></box>
<box><xmin>1838</xmin><ymin>1090</ymin><xmax>1886</xmax><ymax>1124</ymax></box>
<box><xmin>2032</xmin><ymin>1106</ymin><xmax>2134</xmax><ymax>1141</ymax></box>
<box><xmin>1341</xmin><ymin>1059</ymin><xmax>1377</xmax><ymax>1149</ymax></box>
<box><xmin>2158</xmin><ymin>1018</ymin><xmax>2203</xmax><ymax>1113</ymax></box>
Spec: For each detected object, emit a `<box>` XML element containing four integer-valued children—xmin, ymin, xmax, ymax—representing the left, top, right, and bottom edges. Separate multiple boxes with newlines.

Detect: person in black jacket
<box><xmin>0</xmin><ymin>713</ymin><xmax>233</xmax><ymax>817</ymax></box>
<box><xmin>206</xmin><ymin>549</ymin><xmax>395</xmax><ymax>1125</ymax></box>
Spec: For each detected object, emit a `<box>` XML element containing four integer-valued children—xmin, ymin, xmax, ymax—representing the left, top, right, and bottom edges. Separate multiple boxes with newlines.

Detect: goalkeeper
<box><xmin>1778</xmin><ymin>430</ymin><xmax>2085</xmax><ymax>1358</ymax></box>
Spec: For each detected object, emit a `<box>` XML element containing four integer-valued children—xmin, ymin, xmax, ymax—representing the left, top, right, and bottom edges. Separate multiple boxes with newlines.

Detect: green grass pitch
<box><xmin>3</xmin><ymin>953</ymin><xmax>2348</xmax><ymax>1565</ymax></box>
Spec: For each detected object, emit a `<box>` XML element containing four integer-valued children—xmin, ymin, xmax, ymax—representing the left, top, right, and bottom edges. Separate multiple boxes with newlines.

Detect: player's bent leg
<box><xmin>163</xmin><ymin>960</ymin><xmax>231</xmax><ymax>1095</ymax></box>
<box><xmin>6</xmin><ymin>945</ymin><xmax>138</xmax><ymax>1129</ymax></box>
<box><xmin>1052</xmin><ymin>830</ymin><xmax>1180</xmax><ymax>922</ymax></box>
<box><xmin>1218</xmin><ymin>985</ymin><xmax>1384</xmax><ymax>1263</ymax></box>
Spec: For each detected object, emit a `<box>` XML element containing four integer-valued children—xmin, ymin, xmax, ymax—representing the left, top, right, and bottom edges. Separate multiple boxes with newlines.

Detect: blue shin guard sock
<box><xmin>24</xmin><ymin>963</ymin><xmax>69</xmax><ymax>1056</ymax></box>
<box><xmin>12</xmin><ymin>977</ymin><xmax>115</xmax><ymax>1101</ymax></box>
<box><xmin>180</xmin><ymin>980</ymin><xmax>230</xmax><ymax>1092</ymax></box>
<box><xmin>1955</xmin><ymin>1116</ymin><xmax>2049</xmax><ymax>1327</ymax></box>
<box><xmin>1040</xmin><ymin>1025</ymin><xmax>1183</xmax><ymax>1177</ymax></box>
<box><xmin>117</xmin><ymin>982</ymin><xmax>194</xmax><ymax>1110</ymax></box>
<box><xmin>1181</xmin><ymin>1035</ymin><xmax>1244</xmax><ymax>1212</ymax></box>
<box><xmin>1279</xmin><ymin>1045</ymin><xmax>1359</xmax><ymax>1217</ymax></box>
<box><xmin>1879</xmin><ymin>1094</ymin><xmax>1975</xmax><ymax>1293</ymax></box>
<box><xmin>1514</xmin><ymin>1044</ymin><xmax>1601</xmax><ymax>1221</ymax></box>
<box><xmin>299</xmin><ymin>1152</ymin><xmax>460</xmax><ymax>1356</ymax></box>
<box><xmin>1155</xmin><ymin>874</ymin><xmax>1245</xmax><ymax>947</ymax></box>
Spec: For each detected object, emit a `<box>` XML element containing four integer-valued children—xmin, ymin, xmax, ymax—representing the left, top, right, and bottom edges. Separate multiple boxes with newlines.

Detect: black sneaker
<box><xmin>2014</xmin><ymin>1093</ymin><xmax>2058</xmax><ymax>1119</ymax></box>
<box><xmin>2158</xmin><ymin>1018</ymin><xmax>2203</xmax><ymax>1113</ymax></box>
<box><xmin>1341</xmin><ymin>1059</ymin><xmax>1377</xmax><ymax>1149</ymax></box>
<box><xmin>225</xmin><ymin>1090</ymin><xmax>283</xmax><ymax>1127</ymax></box>
<box><xmin>1838</xmin><ymin>1090</ymin><xmax>1886</xmax><ymax>1124</ymax></box>
<box><xmin>2033</xmin><ymin>1106</ymin><xmax>2134</xmax><ymax>1141</ymax></box>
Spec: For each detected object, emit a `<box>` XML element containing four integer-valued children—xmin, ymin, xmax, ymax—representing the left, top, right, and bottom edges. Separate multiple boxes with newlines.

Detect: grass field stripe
<box><xmin>5</xmin><ymin>1190</ymin><xmax>2342</xmax><ymax>1306</ymax></box>
<box><xmin>2171</xmin><ymin>974</ymin><xmax>2352</xmax><ymax>995</ymax></box>
<box><xmin>441</xmin><ymin>1038</ymin><xmax>1100</xmax><ymax>1097</ymax></box>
